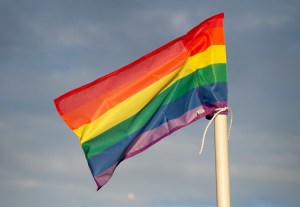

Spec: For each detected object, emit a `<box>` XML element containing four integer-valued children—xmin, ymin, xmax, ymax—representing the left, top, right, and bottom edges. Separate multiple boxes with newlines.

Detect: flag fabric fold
<box><xmin>54</xmin><ymin>13</ymin><xmax>228</xmax><ymax>190</ymax></box>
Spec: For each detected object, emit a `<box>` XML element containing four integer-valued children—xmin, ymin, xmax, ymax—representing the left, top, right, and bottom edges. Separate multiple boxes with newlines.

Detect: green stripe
<box><xmin>82</xmin><ymin>63</ymin><xmax>227</xmax><ymax>159</ymax></box>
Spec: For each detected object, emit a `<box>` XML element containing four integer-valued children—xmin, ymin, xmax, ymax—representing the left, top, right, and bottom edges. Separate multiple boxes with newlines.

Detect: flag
<box><xmin>54</xmin><ymin>13</ymin><xmax>227</xmax><ymax>190</ymax></box>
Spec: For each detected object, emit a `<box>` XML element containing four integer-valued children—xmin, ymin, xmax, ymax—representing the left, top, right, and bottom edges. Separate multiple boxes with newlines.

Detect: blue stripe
<box><xmin>87</xmin><ymin>82</ymin><xmax>227</xmax><ymax>176</ymax></box>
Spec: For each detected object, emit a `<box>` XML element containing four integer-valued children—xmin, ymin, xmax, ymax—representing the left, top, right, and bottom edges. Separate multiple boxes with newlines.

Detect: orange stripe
<box><xmin>188</xmin><ymin>27</ymin><xmax>225</xmax><ymax>55</ymax></box>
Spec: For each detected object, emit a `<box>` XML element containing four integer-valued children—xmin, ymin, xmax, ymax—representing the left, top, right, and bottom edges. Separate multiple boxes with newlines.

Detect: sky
<box><xmin>1</xmin><ymin>0</ymin><xmax>300</xmax><ymax>206</ymax></box>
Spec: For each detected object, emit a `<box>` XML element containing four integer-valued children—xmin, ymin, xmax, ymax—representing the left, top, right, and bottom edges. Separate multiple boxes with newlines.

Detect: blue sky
<box><xmin>1</xmin><ymin>0</ymin><xmax>300</xmax><ymax>206</ymax></box>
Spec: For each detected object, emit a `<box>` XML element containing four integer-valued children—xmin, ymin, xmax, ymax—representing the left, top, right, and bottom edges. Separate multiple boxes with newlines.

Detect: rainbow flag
<box><xmin>54</xmin><ymin>13</ymin><xmax>227</xmax><ymax>190</ymax></box>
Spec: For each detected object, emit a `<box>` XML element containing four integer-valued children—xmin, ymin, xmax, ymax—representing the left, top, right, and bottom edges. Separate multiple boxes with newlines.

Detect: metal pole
<box><xmin>214</xmin><ymin>114</ymin><xmax>231</xmax><ymax>207</ymax></box>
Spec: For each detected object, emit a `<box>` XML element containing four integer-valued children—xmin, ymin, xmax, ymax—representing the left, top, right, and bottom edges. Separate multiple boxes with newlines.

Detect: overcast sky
<box><xmin>1</xmin><ymin>0</ymin><xmax>300</xmax><ymax>207</ymax></box>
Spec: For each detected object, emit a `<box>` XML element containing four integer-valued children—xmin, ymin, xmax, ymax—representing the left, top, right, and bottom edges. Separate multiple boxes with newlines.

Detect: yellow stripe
<box><xmin>74</xmin><ymin>45</ymin><xmax>226</xmax><ymax>144</ymax></box>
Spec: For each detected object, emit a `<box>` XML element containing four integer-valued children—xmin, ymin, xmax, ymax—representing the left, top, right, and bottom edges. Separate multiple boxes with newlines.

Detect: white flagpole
<box><xmin>214</xmin><ymin>114</ymin><xmax>231</xmax><ymax>207</ymax></box>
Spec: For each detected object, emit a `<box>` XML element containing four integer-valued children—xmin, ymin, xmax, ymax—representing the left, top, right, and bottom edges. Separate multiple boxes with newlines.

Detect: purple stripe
<box><xmin>94</xmin><ymin>163</ymin><xmax>118</xmax><ymax>190</ymax></box>
<box><xmin>125</xmin><ymin>101</ymin><xmax>227</xmax><ymax>159</ymax></box>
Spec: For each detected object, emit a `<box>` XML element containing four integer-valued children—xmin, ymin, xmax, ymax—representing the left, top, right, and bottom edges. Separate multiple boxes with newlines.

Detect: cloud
<box><xmin>230</xmin><ymin>13</ymin><xmax>290</xmax><ymax>31</ymax></box>
<box><xmin>31</xmin><ymin>18</ymin><xmax>117</xmax><ymax>49</ymax></box>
